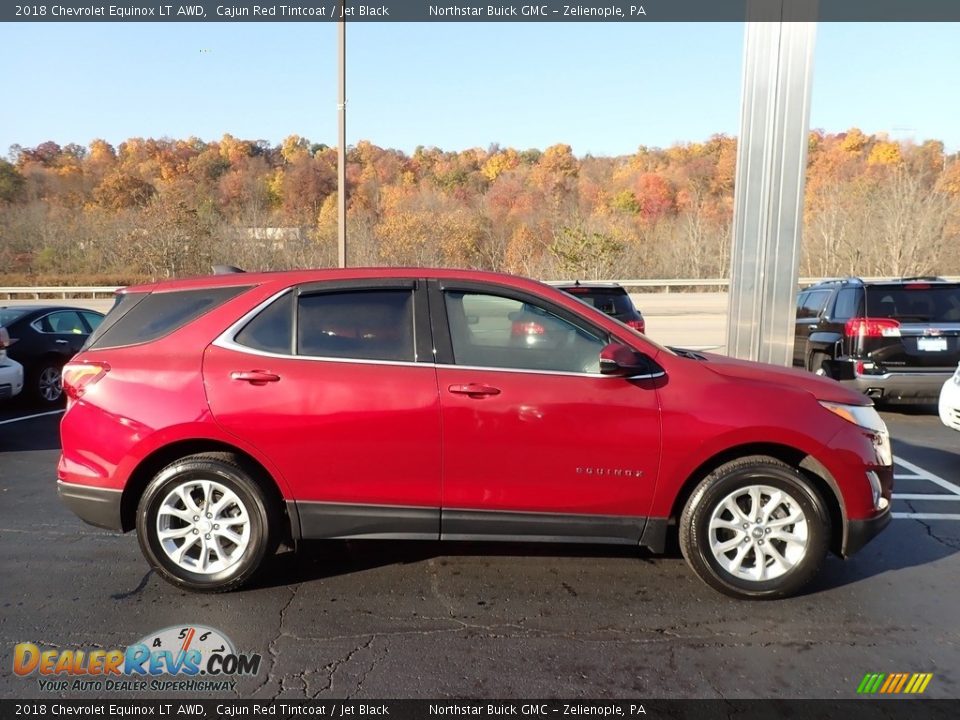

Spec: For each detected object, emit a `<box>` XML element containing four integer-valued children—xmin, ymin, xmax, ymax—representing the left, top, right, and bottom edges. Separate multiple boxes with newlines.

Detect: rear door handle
<box><xmin>448</xmin><ymin>383</ymin><xmax>501</xmax><ymax>397</ymax></box>
<box><xmin>55</xmin><ymin>339</ymin><xmax>69</xmax><ymax>344</ymax></box>
<box><xmin>231</xmin><ymin>370</ymin><xmax>281</xmax><ymax>385</ymax></box>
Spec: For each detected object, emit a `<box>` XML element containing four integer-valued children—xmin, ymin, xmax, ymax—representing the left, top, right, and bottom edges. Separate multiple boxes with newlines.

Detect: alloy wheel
<box><xmin>707</xmin><ymin>484</ymin><xmax>809</xmax><ymax>582</ymax></box>
<box><xmin>156</xmin><ymin>479</ymin><xmax>251</xmax><ymax>575</ymax></box>
<box><xmin>38</xmin><ymin>366</ymin><xmax>63</xmax><ymax>402</ymax></box>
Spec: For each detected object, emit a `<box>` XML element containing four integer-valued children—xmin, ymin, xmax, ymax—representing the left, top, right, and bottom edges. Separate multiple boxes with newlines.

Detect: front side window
<box><xmin>444</xmin><ymin>291</ymin><xmax>606</xmax><ymax>374</ymax></box>
<box><xmin>297</xmin><ymin>290</ymin><xmax>415</xmax><ymax>362</ymax></box>
<box><xmin>80</xmin><ymin>312</ymin><xmax>104</xmax><ymax>332</ymax></box>
<box><xmin>799</xmin><ymin>290</ymin><xmax>830</xmax><ymax>319</ymax></box>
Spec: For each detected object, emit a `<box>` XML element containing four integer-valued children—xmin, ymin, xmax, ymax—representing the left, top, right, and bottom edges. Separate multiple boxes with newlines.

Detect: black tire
<box><xmin>32</xmin><ymin>361</ymin><xmax>64</xmax><ymax>405</ymax></box>
<box><xmin>679</xmin><ymin>455</ymin><xmax>831</xmax><ymax>600</ymax></box>
<box><xmin>136</xmin><ymin>453</ymin><xmax>279</xmax><ymax>592</ymax></box>
<box><xmin>808</xmin><ymin>351</ymin><xmax>832</xmax><ymax>379</ymax></box>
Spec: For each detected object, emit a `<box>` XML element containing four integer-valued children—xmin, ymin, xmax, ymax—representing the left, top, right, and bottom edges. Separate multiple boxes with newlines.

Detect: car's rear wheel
<box><xmin>136</xmin><ymin>453</ymin><xmax>278</xmax><ymax>592</ymax></box>
<box><xmin>679</xmin><ymin>456</ymin><xmax>830</xmax><ymax>599</ymax></box>
<box><xmin>33</xmin><ymin>362</ymin><xmax>64</xmax><ymax>405</ymax></box>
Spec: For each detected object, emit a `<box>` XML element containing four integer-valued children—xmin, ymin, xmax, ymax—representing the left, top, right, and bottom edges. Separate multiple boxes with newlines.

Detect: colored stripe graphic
<box><xmin>857</xmin><ymin>672</ymin><xmax>932</xmax><ymax>694</ymax></box>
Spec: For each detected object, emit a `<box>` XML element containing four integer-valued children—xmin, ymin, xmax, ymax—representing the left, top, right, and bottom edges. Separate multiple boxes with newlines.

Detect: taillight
<box><xmin>62</xmin><ymin>362</ymin><xmax>110</xmax><ymax>400</ymax></box>
<box><xmin>626</xmin><ymin>319</ymin><xmax>646</xmax><ymax>334</ymax></box>
<box><xmin>0</xmin><ymin>327</ymin><xmax>9</xmax><ymax>349</ymax></box>
<box><xmin>845</xmin><ymin>318</ymin><xmax>901</xmax><ymax>338</ymax></box>
<box><xmin>511</xmin><ymin>321</ymin><xmax>545</xmax><ymax>337</ymax></box>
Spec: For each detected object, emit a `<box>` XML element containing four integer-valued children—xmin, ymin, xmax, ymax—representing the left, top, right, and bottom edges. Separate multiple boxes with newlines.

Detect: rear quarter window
<box><xmin>86</xmin><ymin>286</ymin><xmax>249</xmax><ymax>350</ymax></box>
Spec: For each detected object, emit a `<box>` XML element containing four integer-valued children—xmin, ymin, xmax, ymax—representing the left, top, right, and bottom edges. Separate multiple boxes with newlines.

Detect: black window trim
<box><xmin>217</xmin><ymin>278</ymin><xmax>664</xmax><ymax>380</ymax></box>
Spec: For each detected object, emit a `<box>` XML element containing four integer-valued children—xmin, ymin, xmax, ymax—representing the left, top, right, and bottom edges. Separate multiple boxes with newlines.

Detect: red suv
<box><xmin>58</xmin><ymin>269</ymin><xmax>892</xmax><ymax>599</ymax></box>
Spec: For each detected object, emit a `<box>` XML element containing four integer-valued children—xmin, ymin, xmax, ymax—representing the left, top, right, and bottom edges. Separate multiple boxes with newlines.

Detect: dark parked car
<box><xmin>553</xmin><ymin>282</ymin><xmax>646</xmax><ymax>334</ymax></box>
<box><xmin>58</xmin><ymin>268</ymin><xmax>891</xmax><ymax>598</ymax></box>
<box><xmin>793</xmin><ymin>277</ymin><xmax>960</xmax><ymax>403</ymax></box>
<box><xmin>0</xmin><ymin>305</ymin><xmax>105</xmax><ymax>405</ymax></box>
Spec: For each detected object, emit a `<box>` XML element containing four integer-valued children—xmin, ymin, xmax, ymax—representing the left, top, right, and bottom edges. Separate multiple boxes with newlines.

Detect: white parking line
<box><xmin>0</xmin><ymin>410</ymin><xmax>65</xmax><ymax>426</ymax></box>
<box><xmin>893</xmin><ymin>455</ymin><xmax>960</xmax><ymax>496</ymax></box>
<box><xmin>892</xmin><ymin>454</ymin><xmax>960</xmax><ymax>521</ymax></box>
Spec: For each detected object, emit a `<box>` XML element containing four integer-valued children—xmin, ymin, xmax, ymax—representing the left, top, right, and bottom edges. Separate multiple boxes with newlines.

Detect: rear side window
<box><xmin>832</xmin><ymin>288</ymin><xmax>863</xmax><ymax>320</ymax></box>
<box><xmin>297</xmin><ymin>290</ymin><xmax>414</xmax><ymax>362</ymax></box>
<box><xmin>866</xmin><ymin>285</ymin><xmax>960</xmax><ymax>322</ymax></box>
<box><xmin>87</xmin><ymin>286</ymin><xmax>249</xmax><ymax>350</ymax></box>
<box><xmin>235</xmin><ymin>292</ymin><xmax>294</xmax><ymax>354</ymax></box>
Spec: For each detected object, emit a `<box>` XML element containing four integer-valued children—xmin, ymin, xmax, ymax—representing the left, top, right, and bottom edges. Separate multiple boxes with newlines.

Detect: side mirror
<box><xmin>599</xmin><ymin>343</ymin><xmax>653</xmax><ymax>377</ymax></box>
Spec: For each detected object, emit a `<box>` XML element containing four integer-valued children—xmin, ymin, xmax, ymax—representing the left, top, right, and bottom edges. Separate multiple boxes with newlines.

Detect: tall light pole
<box><xmin>337</xmin><ymin>16</ymin><xmax>347</xmax><ymax>267</ymax></box>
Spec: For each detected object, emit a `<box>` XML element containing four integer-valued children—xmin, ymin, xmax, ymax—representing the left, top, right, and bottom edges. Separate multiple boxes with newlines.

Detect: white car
<box><xmin>939</xmin><ymin>364</ymin><xmax>960</xmax><ymax>432</ymax></box>
<box><xmin>0</xmin><ymin>326</ymin><xmax>24</xmax><ymax>400</ymax></box>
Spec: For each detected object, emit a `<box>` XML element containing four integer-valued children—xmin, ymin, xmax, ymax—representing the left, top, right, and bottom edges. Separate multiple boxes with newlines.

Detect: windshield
<box><xmin>0</xmin><ymin>307</ymin><xmax>31</xmax><ymax>326</ymax></box>
<box><xmin>865</xmin><ymin>285</ymin><xmax>960</xmax><ymax>322</ymax></box>
<box><xmin>561</xmin><ymin>288</ymin><xmax>636</xmax><ymax>316</ymax></box>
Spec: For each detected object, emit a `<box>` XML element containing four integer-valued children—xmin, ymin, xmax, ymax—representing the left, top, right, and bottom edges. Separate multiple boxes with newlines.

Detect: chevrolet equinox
<box><xmin>58</xmin><ymin>268</ymin><xmax>893</xmax><ymax>599</ymax></box>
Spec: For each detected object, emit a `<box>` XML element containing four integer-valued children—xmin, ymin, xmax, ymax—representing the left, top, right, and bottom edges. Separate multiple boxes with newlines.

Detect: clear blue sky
<box><xmin>1</xmin><ymin>22</ymin><xmax>958</xmax><ymax>157</ymax></box>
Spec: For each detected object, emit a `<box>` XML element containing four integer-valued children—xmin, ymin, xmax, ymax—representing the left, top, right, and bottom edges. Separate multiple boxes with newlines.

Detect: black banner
<box><xmin>4</xmin><ymin>1</ymin><xmax>960</xmax><ymax>23</ymax></box>
<box><xmin>1</xmin><ymin>701</ymin><xmax>960</xmax><ymax>720</ymax></box>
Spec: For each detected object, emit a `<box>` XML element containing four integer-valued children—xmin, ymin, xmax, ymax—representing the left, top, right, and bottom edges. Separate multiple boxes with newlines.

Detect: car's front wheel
<box><xmin>679</xmin><ymin>456</ymin><xmax>830</xmax><ymax>599</ymax></box>
<box><xmin>136</xmin><ymin>453</ymin><xmax>278</xmax><ymax>592</ymax></box>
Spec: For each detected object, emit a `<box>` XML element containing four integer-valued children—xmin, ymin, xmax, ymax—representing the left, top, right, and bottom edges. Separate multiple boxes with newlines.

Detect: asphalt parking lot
<box><xmin>1</xmin><ymin>396</ymin><xmax>958</xmax><ymax>701</ymax></box>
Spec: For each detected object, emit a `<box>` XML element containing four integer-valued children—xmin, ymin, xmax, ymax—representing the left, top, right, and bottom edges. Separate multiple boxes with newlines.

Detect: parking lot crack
<box><xmin>346</xmin><ymin>637</ymin><xmax>387</xmax><ymax>699</ymax></box>
<box><xmin>904</xmin><ymin>500</ymin><xmax>960</xmax><ymax>551</ymax></box>
<box><xmin>251</xmin><ymin>584</ymin><xmax>300</xmax><ymax>699</ymax></box>
<box><xmin>312</xmin><ymin>635</ymin><xmax>376</xmax><ymax>698</ymax></box>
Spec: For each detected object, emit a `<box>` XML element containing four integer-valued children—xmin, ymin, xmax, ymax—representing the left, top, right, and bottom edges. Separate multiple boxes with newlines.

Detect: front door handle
<box><xmin>231</xmin><ymin>370</ymin><xmax>281</xmax><ymax>385</ymax></box>
<box><xmin>448</xmin><ymin>383</ymin><xmax>501</xmax><ymax>397</ymax></box>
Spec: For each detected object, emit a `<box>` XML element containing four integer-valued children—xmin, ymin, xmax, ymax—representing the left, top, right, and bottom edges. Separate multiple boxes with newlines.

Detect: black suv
<box><xmin>552</xmin><ymin>282</ymin><xmax>646</xmax><ymax>334</ymax></box>
<box><xmin>794</xmin><ymin>277</ymin><xmax>960</xmax><ymax>403</ymax></box>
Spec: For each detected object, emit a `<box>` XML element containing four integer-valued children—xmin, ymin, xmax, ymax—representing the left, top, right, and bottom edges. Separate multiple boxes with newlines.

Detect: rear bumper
<box><xmin>843</xmin><ymin>507</ymin><xmax>892</xmax><ymax>557</ymax></box>
<box><xmin>843</xmin><ymin>369</ymin><xmax>953</xmax><ymax>402</ymax></box>
<box><xmin>57</xmin><ymin>480</ymin><xmax>123</xmax><ymax>532</ymax></box>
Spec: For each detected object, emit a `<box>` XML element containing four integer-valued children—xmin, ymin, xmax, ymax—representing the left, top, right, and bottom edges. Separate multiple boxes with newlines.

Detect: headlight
<box><xmin>819</xmin><ymin>401</ymin><xmax>892</xmax><ymax>466</ymax></box>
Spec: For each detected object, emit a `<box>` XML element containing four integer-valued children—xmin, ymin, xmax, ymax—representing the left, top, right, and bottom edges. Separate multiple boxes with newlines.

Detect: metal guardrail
<box><xmin>3</xmin><ymin>276</ymin><xmax>960</xmax><ymax>298</ymax></box>
<box><xmin>0</xmin><ymin>286</ymin><xmax>123</xmax><ymax>299</ymax></box>
<box><xmin>550</xmin><ymin>276</ymin><xmax>960</xmax><ymax>292</ymax></box>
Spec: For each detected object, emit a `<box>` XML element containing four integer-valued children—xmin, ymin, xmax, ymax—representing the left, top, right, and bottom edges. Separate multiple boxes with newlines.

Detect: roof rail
<box><xmin>212</xmin><ymin>265</ymin><xmax>246</xmax><ymax>275</ymax></box>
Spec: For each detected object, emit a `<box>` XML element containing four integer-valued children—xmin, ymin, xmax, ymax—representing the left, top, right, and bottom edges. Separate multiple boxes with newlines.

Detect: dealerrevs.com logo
<box><xmin>13</xmin><ymin>625</ymin><xmax>261</xmax><ymax>693</ymax></box>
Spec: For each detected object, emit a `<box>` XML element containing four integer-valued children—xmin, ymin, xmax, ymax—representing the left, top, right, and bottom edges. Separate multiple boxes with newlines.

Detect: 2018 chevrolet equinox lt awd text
<box><xmin>57</xmin><ymin>268</ymin><xmax>893</xmax><ymax>599</ymax></box>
